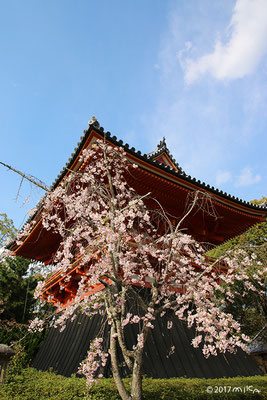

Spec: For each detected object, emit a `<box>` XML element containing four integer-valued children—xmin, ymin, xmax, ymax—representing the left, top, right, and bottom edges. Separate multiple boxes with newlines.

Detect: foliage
<box><xmin>250</xmin><ymin>197</ymin><xmax>267</xmax><ymax>206</ymax></box>
<box><xmin>1</xmin><ymin>368</ymin><xmax>266</xmax><ymax>400</ymax></box>
<box><xmin>0</xmin><ymin>319</ymin><xmax>48</xmax><ymax>364</ymax></box>
<box><xmin>207</xmin><ymin>221</ymin><xmax>266</xmax><ymax>339</ymax></box>
<box><xmin>0</xmin><ymin>213</ymin><xmax>17</xmax><ymax>247</ymax></box>
<box><xmin>0</xmin><ymin>213</ymin><xmax>50</xmax><ymax>362</ymax></box>
<box><xmin>0</xmin><ymin>255</ymin><xmax>38</xmax><ymax>322</ymax></box>
<box><xmin>207</xmin><ymin>221</ymin><xmax>267</xmax><ymax>260</ymax></box>
<box><xmin>0</xmin><ymin>213</ymin><xmax>39</xmax><ymax>323</ymax></box>
<box><xmin>19</xmin><ymin>141</ymin><xmax>266</xmax><ymax>400</ymax></box>
<box><xmin>5</xmin><ymin>344</ymin><xmax>29</xmax><ymax>378</ymax></box>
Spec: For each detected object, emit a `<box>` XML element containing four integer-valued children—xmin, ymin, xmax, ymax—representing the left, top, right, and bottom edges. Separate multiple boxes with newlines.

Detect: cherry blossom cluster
<box><xmin>78</xmin><ymin>337</ymin><xmax>108</xmax><ymax>387</ymax></box>
<box><xmin>20</xmin><ymin>140</ymin><xmax>266</xmax><ymax>391</ymax></box>
<box><xmin>28</xmin><ymin>317</ymin><xmax>45</xmax><ymax>333</ymax></box>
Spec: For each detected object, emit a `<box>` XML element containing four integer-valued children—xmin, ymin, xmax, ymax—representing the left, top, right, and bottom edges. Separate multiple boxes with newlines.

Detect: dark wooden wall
<box><xmin>32</xmin><ymin>312</ymin><xmax>261</xmax><ymax>378</ymax></box>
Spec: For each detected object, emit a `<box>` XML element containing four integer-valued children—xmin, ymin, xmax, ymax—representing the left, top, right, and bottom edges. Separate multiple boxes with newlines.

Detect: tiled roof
<box><xmin>7</xmin><ymin>117</ymin><xmax>266</xmax><ymax>246</ymax></box>
<box><xmin>50</xmin><ymin>119</ymin><xmax>267</xmax><ymax>213</ymax></box>
<box><xmin>146</xmin><ymin>137</ymin><xmax>183</xmax><ymax>172</ymax></box>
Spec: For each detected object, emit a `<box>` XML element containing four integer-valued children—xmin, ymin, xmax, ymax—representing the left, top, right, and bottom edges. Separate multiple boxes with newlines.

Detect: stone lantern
<box><xmin>0</xmin><ymin>344</ymin><xmax>15</xmax><ymax>386</ymax></box>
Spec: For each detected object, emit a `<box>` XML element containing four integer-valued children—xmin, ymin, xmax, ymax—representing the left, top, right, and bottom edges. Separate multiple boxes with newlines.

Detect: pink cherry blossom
<box><xmin>19</xmin><ymin>140</ymin><xmax>265</xmax><ymax>400</ymax></box>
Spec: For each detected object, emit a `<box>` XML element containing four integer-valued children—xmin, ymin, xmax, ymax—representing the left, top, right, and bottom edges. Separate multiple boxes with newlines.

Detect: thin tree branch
<box><xmin>0</xmin><ymin>161</ymin><xmax>49</xmax><ymax>192</ymax></box>
<box><xmin>15</xmin><ymin>176</ymin><xmax>24</xmax><ymax>201</ymax></box>
<box><xmin>250</xmin><ymin>323</ymin><xmax>267</xmax><ymax>343</ymax></box>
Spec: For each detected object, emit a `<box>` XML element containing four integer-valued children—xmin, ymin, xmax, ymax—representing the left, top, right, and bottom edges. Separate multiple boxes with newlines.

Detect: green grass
<box><xmin>1</xmin><ymin>368</ymin><xmax>266</xmax><ymax>400</ymax></box>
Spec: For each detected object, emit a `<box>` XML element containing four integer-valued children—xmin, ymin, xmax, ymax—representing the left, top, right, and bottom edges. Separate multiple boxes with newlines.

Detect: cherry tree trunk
<box><xmin>130</xmin><ymin>352</ymin><xmax>143</xmax><ymax>400</ymax></box>
<box><xmin>110</xmin><ymin>327</ymin><xmax>131</xmax><ymax>400</ymax></box>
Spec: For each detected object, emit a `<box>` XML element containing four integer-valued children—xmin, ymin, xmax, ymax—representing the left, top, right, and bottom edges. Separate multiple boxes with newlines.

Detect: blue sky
<box><xmin>0</xmin><ymin>0</ymin><xmax>266</xmax><ymax>229</ymax></box>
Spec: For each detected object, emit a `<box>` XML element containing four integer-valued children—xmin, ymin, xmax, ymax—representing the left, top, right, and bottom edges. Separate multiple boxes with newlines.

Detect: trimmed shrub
<box><xmin>0</xmin><ymin>368</ymin><xmax>266</xmax><ymax>399</ymax></box>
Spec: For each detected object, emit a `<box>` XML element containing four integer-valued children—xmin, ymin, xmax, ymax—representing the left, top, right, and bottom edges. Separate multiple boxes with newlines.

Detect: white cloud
<box><xmin>216</xmin><ymin>170</ymin><xmax>232</xmax><ymax>185</ymax></box>
<box><xmin>215</xmin><ymin>168</ymin><xmax>261</xmax><ymax>187</ymax></box>
<box><xmin>181</xmin><ymin>0</ymin><xmax>267</xmax><ymax>83</ymax></box>
<box><xmin>142</xmin><ymin>1</ymin><xmax>266</xmax><ymax>203</ymax></box>
<box><xmin>236</xmin><ymin>167</ymin><xmax>261</xmax><ymax>186</ymax></box>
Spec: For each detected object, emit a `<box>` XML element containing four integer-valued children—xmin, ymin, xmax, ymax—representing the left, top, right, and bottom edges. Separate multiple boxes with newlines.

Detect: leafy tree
<box><xmin>0</xmin><ymin>213</ymin><xmax>37</xmax><ymax>323</ymax></box>
<box><xmin>0</xmin><ymin>213</ymin><xmax>17</xmax><ymax>247</ymax></box>
<box><xmin>20</xmin><ymin>141</ymin><xmax>265</xmax><ymax>400</ymax></box>
<box><xmin>207</xmin><ymin>221</ymin><xmax>267</xmax><ymax>259</ymax></box>
<box><xmin>0</xmin><ymin>255</ymin><xmax>38</xmax><ymax>323</ymax></box>
<box><xmin>0</xmin><ymin>215</ymin><xmax>49</xmax><ymax>362</ymax></box>
<box><xmin>207</xmin><ymin>205</ymin><xmax>267</xmax><ymax>339</ymax></box>
<box><xmin>250</xmin><ymin>196</ymin><xmax>267</xmax><ymax>206</ymax></box>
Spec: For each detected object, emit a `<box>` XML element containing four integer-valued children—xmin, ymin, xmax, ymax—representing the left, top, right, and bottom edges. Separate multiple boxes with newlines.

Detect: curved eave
<box><xmin>52</xmin><ymin>125</ymin><xmax>266</xmax><ymax>214</ymax></box>
<box><xmin>9</xmin><ymin>124</ymin><xmax>267</xmax><ymax>260</ymax></box>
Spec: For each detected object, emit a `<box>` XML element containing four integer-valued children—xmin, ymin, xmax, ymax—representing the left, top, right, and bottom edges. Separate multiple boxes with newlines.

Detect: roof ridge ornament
<box><xmin>88</xmin><ymin>116</ymin><xmax>100</xmax><ymax>129</ymax></box>
<box><xmin>157</xmin><ymin>137</ymin><xmax>167</xmax><ymax>151</ymax></box>
<box><xmin>146</xmin><ymin>137</ymin><xmax>183</xmax><ymax>172</ymax></box>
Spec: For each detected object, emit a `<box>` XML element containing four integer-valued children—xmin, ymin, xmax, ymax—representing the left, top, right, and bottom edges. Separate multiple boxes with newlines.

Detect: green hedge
<box><xmin>1</xmin><ymin>368</ymin><xmax>266</xmax><ymax>400</ymax></box>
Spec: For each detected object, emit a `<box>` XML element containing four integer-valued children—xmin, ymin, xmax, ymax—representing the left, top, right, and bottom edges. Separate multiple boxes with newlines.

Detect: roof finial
<box><xmin>88</xmin><ymin>116</ymin><xmax>100</xmax><ymax>128</ymax></box>
<box><xmin>157</xmin><ymin>136</ymin><xmax>167</xmax><ymax>150</ymax></box>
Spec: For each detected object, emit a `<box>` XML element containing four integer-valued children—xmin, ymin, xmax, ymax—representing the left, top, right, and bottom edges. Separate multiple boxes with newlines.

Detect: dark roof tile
<box><xmin>15</xmin><ymin>120</ymin><xmax>267</xmax><ymax>233</ymax></box>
